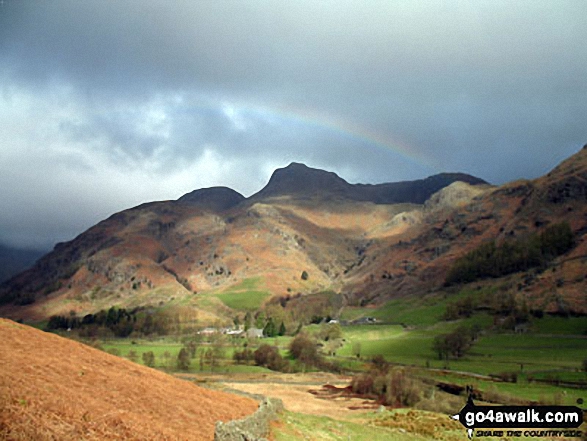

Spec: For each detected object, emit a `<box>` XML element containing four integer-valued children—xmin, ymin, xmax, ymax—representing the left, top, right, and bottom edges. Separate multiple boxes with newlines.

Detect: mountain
<box><xmin>249</xmin><ymin>162</ymin><xmax>353</xmax><ymax>200</ymax></box>
<box><xmin>249</xmin><ymin>162</ymin><xmax>487</xmax><ymax>204</ymax></box>
<box><xmin>0</xmin><ymin>244</ymin><xmax>45</xmax><ymax>283</ymax></box>
<box><xmin>1</xmin><ymin>148</ymin><xmax>586</xmax><ymax>324</ymax></box>
<box><xmin>343</xmin><ymin>146</ymin><xmax>587</xmax><ymax>313</ymax></box>
<box><xmin>177</xmin><ymin>186</ymin><xmax>245</xmax><ymax>211</ymax></box>
<box><xmin>0</xmin><ymin>318</ymin><xmax>257</xmax><ymax>440</ymax></box>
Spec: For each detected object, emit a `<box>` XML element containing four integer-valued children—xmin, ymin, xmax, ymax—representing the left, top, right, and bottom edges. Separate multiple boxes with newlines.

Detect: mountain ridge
<box><xmin>243</xmin><ymin>162</ymin><xmax>489</xmax><ymax>204</ymax></box>
<box><xmin>1</xmin><ymin>149</ymin><xmax>586</xmax><ymax>324</ymax></box>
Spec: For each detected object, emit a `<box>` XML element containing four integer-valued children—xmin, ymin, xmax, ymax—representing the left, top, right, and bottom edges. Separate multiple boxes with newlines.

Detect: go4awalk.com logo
<box><xmin>451</xmin><ymin>396</ymin><xmax>584</xmax><ymax>439</ymax></box>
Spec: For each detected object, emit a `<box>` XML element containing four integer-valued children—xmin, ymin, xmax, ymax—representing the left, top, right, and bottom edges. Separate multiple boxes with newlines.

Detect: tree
<box><xmin>105</xmin><ymin>306</ymin><xmax>118</xmax><ymax>327</ymax></box>
<box><xmin>289</xmin><ymin>334</ymin><xmax>320</xmax><ymax>367</ymax></box>
<box><xmin>432</xmin><ymin>335</ymin><xmax>449</xmax><ymax>360</ymax></box>
<box><xmin>185</xmin><ymin>339</ymin><xmax>199</xmax><ymax>358</ymax></box>
<box><xmin>294</xmin><ymin>322</ymin><xmax>303</xmax><ymax>335</ymax></box>
<box><xmin>244</xmin><ymin>311</ymin><xmax>252</xmax><ymax>331</ymax></box>
<box><xmin>202</xmin><ymin>341</ymin><xmax>225</xmax><ymax>372</ymax></box>
<box><xmin>319</xmin><ymin>323</ymin><xmax>342</xmax><ymax>341</ymax></box>
<box><xmin>446</xmin><ymin>222</ymin><xmax>575</xmax><ymax>286</ymax></box>
<box><xmin>386</xmin><ymin>370</ymin><xmax>421</xmax><ymax>407</ymax></box>
<box><xmin>254</xmin><ymin>344</ymin><xmax>285</xmax><ymax>371</ymax></box>
<box><xmin>233</xmin><ymin>348</ymin><xmax>254</xmax><ymax>365</ymax></box>
<box><xmin>301</xmin><ymin>270</ymin><xmax>309</xmax><ymax>280</ymax></box>
<box><xmin>540</xmin><ymin>222</ymin><xmax>574</xmax><ymax>258</ymax></box>
<box><xmin>127</xmin><ymin>350</ymin><xmax>138</xmax><ymax>363</ymax></box>
<box><xmin>263</xmin><ymin>317</ymin><xmax>277</xmax><ymax>337</ymax></box>
<box><xmin>278</xmin><ymin>321</ymin><xmax>286</xmax><ymax>336</ymax></box>
<box><xmin>177</xmin><ymin>347</ymin><xmax>191</xmax><ymax>371</ymax></box>
<box><xmin>432</xmin><ymin>326</ymin><xmax>475</xmax><ymax>360</ymax></box>
<box><xmin>162</xmin><ymin>350</ymin><xmax>172</xmax><ymax>368</ymax></box>
<box><xmin>255</xmin><ymin>311</ymin><xmax>266</xmax><ymax>329</ymax></box>
<box><xmin>142</xmin><ymin>351</ymin><xmax>155</xmax><ymax>367</ymax></box>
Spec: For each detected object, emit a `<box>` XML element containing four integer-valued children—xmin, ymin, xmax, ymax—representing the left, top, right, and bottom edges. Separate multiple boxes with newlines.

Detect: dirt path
<box><xmin>181</xmin><ymin>372</ymin><xmax>379</xmax><ymax>421</ymax></box>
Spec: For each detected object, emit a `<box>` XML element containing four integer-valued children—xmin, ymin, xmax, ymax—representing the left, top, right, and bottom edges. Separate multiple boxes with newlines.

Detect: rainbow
<box><xmin>185</xmin><ymin>98</ymin><xmax>439</xmax><ymax>174</ymax></box>
<box><xmin>237</xmin><ymin>102</ymin><xmax>436</xmax><ymax>171</ymax></box>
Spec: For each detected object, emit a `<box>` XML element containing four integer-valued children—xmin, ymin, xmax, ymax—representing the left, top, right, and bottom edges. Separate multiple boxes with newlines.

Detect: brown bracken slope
<box><xmin>0</xmin><ymin>319</ymin><xmax>258</xmax><ymax>440</ymax></box>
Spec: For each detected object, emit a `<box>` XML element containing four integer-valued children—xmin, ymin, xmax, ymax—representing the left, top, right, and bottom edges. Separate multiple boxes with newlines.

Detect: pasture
<box><xmin>216</xmin><ymin>277</ymin><xmax>270</xmax><ymax>311</ymax></box>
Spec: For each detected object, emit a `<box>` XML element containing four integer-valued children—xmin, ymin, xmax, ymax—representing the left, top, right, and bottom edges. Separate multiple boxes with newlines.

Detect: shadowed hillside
<box><xmin>0</xmin><ymin>318</ymin><xmax>257</xmax><ymax>440</ymax></box>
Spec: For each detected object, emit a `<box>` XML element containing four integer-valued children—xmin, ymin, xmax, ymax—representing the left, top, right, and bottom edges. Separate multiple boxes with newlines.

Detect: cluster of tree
<box><xmin>252</xmin><ymin>344</ymin><xmax>288</xmax><ymax>371</ymax></box>
<box><xmin>242</xmin><ymin>333</ymin><xmax>335</xmax><ymax>373</ymax></box>
<box><xmin>46</xmin><ymin>306</ymin><xmax>182</xmax><ymax>337</ymax></box>
<box><xmin>135</xmin><ymin>344</ymin><xmax>196</xmax><ymax>371</ymax></box>
<box><xmin>232</xmin><ymin>347</ymin><xmax>255</xmax><ymax>365</ymax></box>
<box><xmin>443</xmin><ymin>296</ymin><xmax>475</xmax><ymax>320</ymax></box>
<box><xmin>445</xmin><ymin>222</ymin><xmax>575</xmax><ymax>285</ymax></box>
<box><xmin>442</xmin><ymin>289</ymin><xmax>545</xmax><ymax>329</ymax></box>
<box><xmin>47</xmin><ymin>307</ymin><xmax>137</xmax><ymax>337</ymax></box>
<box><xmin>261</xmin><ymin>317</ymin><xmax>287</xmax><ymax>337</ymax></box>
<box><xmin>289</xmin><ymin>333</ymin><xmax>321</xmax><ymax>367</ymax></box>
<box><xmin>199</xmin><ymin>345</ymin><xmax>225</xmax><ymax>372</ymax></box>
<box><xmin>237</xmin><ymin>311</ymin><xmax>289</xmax><ymax>337</ymax></box>
<box><xmin>432</xmin><ymin>325</ymin><xmax>480</xmax><ymax>360</ymax></box>
<box><xmin>351</xmin><ymin>358</ymin><xmax>423</xmax><ymax>407</ymax></box>
<box><xmin>258</xmin><ymin>291</ymin><xmax>343</xmax><ymax>331</ymax></box>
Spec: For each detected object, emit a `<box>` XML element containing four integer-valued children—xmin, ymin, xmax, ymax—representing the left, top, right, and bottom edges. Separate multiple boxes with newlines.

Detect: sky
<box><xmin>1</xmin><ymin>0</ymin><xmax>586</xmax><ymax>250</ymax></box>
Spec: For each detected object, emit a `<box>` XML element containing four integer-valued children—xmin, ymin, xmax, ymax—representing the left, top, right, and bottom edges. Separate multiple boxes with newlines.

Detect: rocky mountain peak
<box><xmin>176</xmin><ymin>186</ymin><xmax>245</xmax><ymax>211</ymax></box>
<box><xmin>250</xmin><ymin>162</ymin><xmax>352</xmax><ymax>200</ymax></box>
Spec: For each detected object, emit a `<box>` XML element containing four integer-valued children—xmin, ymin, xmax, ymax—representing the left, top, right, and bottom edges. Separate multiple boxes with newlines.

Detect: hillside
<box><xmin>0</xmin><ymin>318</ymin><xmax>257</xmax><ymax>440</ymax></box>
<box><xmin>1</xmin><ymin>148</ymin><xmax>586</xmax><ymax>324</ymax></box>
<box><xmin>0</xmin><ymin>165</ymin><xmax>486</xmax><ymax>323</ymax></box>
<box><xmin>344</xmin><ymin>146</ymin><xmax>587</xmax><ymax>314</ymax></box>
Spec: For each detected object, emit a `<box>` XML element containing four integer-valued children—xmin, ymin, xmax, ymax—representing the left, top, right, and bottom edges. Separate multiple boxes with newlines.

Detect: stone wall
<box><xmin>214</xmin><ymin>397</ymin><xmax>284</xmax><ymax>441</ymax></box>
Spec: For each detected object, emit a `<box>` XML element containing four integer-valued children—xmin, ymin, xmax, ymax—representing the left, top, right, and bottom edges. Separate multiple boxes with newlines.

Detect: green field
<box><xmin>82</xmin><ymin>286</ymin><xmax>587</xmax><ymax>417</ymax></box>
<box><xmin>530</xmin><ymin>316</ymin><xmax>587</xmax><ymax>334</ymax></box>
<box><xmin>97</xmin><ymin>312</ymin><xmax>586</xmax><ymax>380</ymax></box>
<box><xmin>100</xmin><ymin>336</ymin><xmax>277</xmax><ymax>374</ymax></box>
<box><xmin>217</xmin><ymin>290</ymin><xmax>270</xmax><ymax>311</ymax></box>
<box><xmin>342</xmin><ymin>287</ymin><xmax>497</xmax><ymax>327</ymax></box>
<box><xmin>337</xmin><ymin>323</ymin><xmax>586</xmax><ymax>371</ymax></box>
<box><xmin>216</xmin><ymin>277</ymin><xmax>270</xmax><ymax>311</ymax></box>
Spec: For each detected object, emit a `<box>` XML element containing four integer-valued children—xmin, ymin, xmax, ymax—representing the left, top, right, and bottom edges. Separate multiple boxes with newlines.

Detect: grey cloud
<box><xmin>1</xmin><ymin>0</ymin><xmax>587</xmax><ymax>248</ymax></box>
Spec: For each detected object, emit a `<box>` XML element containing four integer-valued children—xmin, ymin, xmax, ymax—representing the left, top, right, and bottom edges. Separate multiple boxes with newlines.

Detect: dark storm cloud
<box><xmin>1</xmin><ymin>0</ymin><xmax>586</xmax><ymax>248</ymax></box>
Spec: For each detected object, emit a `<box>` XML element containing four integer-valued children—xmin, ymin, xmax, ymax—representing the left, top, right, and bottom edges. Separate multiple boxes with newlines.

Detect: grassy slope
<box><xmin>216</xmin><ymin>277</ymin><xmax>271</xmax><ymax>311</ymax></box>
<box><xmin>335</xmin><ymin>293</ymin><xmax>587</xmax><ymax>408</ymax></box>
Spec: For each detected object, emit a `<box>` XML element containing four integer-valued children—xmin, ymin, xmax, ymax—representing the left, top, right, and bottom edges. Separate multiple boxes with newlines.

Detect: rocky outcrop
<box><xmin>424</xmin><ymin>181</ymin><xmax>490</xmax><ymax>211</ymax></box>
<box><xmin>214</xmin><ymin>397</ymin><xmax>284</xmax><ymax>441</ymax></box>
